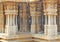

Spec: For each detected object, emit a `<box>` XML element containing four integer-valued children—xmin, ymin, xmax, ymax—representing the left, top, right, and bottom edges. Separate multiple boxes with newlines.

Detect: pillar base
<box><xmin>44</xmin><ymin>25</ymin><xmax>57</xmax><ymax>40</ymax></box>
<box><xmin>31</xmin><ymin>24</ymin><xmax>36</xmax><ymax>33</ymax></box>
<box><xmin>44</xmin><ymin>25</ymin><xmax>57</xmax><ymax>35</ymax></box>
<box><xmin>5</xmin><ymin>25</ymin><xmax>18</xmax><ymax>35</ymax></box>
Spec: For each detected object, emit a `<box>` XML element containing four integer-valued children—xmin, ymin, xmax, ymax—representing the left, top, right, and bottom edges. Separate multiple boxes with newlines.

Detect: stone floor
<box><xmin>0</xmin><ymin>33</ymin><xmax>60</xmax><ymax>42</ymax></box>
<box><xmin>0</xmin><ymin>39</ymin><xmax>60</xmax><ymax>42</ymax></box>
<box><xmin>34</xmin><ymin>39</ymin><xmax>60</xmax><ymax>42</ymax></box>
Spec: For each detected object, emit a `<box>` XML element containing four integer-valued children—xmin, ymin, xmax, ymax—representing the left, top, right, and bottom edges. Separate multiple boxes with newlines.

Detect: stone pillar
<box><xmin>43</xmin><ymin>0</ymin><xmax>57</xmax><ymax>39</ymax></box>
<box><xmin>4</xmin><ymin>2</ymin><xmax>18</xmax><ymax>35</ymax></box>
<box><xmin>22</xmin><ymin>3</ymin><xmax>28</xmax><ymax>32</ymax></box>
<box><xmin>30</xmin><ymin>1</ymin><xmax>41</xmax><ymax>33</ymax></box>
<box><xmin>19</xmin><ymin>3</ymin><xmax>28</xmax><ymax>32</ymax></box>
<box><xmin>30</xmin><ymin>2</ymin><xmax>36</xmax><ymax>33</ymax></box>
<box><xmin>35</xmin><ymin>2</ymin><xmax>41</xmax><ymax>33</ymax></box>
<box><xmin>0</xmin><ymin>3</ymin><xmax>4</xmax><ymax>33</ymax></box>
<box><xmin>19</xmin><ymin>3</ymin><xmax>23</xmax><ymax>32</ymax></box>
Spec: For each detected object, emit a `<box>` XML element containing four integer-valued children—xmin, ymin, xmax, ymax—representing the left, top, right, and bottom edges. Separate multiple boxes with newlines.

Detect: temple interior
<box><xmin>0</xmin><ymin>0</ymin><xmax>60</xmax><ymax>42</ymax></box>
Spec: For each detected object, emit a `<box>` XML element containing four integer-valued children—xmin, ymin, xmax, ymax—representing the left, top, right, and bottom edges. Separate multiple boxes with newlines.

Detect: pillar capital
<box><xmin>4</xmin><ymin>2</ymin><xmax>18</xmax><ymax>15</ymax></box>
<box><xmin>43</xmin><ymin>0</ymin><xmax>57</xmax><ymax>15</ymax></box>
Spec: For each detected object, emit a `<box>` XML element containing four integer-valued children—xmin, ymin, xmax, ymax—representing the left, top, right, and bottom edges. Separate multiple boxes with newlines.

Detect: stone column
<box><xmin>19</xmin><ymin>3</ymin><xmax>28</xmax><ymax>32</ymax></box>
<box><xmin>19</xmin><ymin>3</ymin><xmax>23</xmax><ymax>32</ymax></box>
<box><xmin>43</xmin><ymin>0</ymin><xmax>57</xmax><ymax>39</ymax></box>
<box><xmin>22</xmin><ymin>3</ymin><xmax>28</xmax><ymax>32</ymax></box>
<box><xmin>36</xmin><ymin>2</ymin><xmax>41</xmax><ymax>33</ymax></box>
<box><xmin>0</xmin><ymin>3</ymin><xmax>4</xmax><ymax>33</ymax></box>
<box><xmin>20</xmin><ymin>3</ymin><xmax>28</xmax><ymax>32</ymax></box>
<box><xmin>4</xmin><ymin>2</ymin><xmax>18</xmax><ymax>35</ymax></box>
<box><xmin>30</xmin><ymin>2</ymin><xmax>36</xmax><ymax>33</ymax></box>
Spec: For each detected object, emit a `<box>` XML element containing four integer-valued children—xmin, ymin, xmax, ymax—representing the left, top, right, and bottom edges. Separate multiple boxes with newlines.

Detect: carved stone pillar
<box><xmin>19</xmin><ymin>3</ymin><xmax>23</xmax><ymax>32</ymax></box>
<box><xmin>30</xmin><ymin>1</ymin><xmax>41</xmax><ymax>33</ymax></box>
<box><xmin>30</xmin><ymin>2</ymin><xmax>36</xmax><ymax>33</ymax></box>
<box><xmin>22</xmin><ymin>3</ymin><xmax>28</xmax><ymax>32</ymax></box>
<box><xmin>36</xmin><ymin>2</ymin><xmax>41</xmax><ymax>33</ymax></box>
<box><xmin>4</xmin><ymin>2</ymin><xmax>18</xmax><ymax>35</ymax></box>
<box><xmin>19</xmin><ymin>3</ymin><xmax>28</xmax><ymax>32</ymax></box>
<box><xmin>0</xmin><ymin>3</ymin><xmax>4</xmax><ymax>33</ymax></box>
<box><xmin>43</xmin><ymin>0</ymin><xmax>57</xmax><ymax>39</ymax></box>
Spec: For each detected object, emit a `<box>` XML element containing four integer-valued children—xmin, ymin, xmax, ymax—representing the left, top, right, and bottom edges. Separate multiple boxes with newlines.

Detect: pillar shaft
<box><xmin>45</xmin><ymin>15</ymin><xmax>48</xmax><ymax>25</ymax></box>
<box><xmin>30</xmin><ymin>3</ymin><xmax>36</xmax><ymax>33</ymax></box>
<box><xmin>19</xmin><ymin>3</ymin><xmax>28</xmax><ymax>32</ymax></box>
<box><xmin>5</xmin><ymin>15</ymin><xmax>18</xmax><ymax>35</ymax></box>
<box><xmin>19</xmin><ymin>3</ymin><xmax>23</xmax><ymax>32</ymax></box>
<box><xmin>0</xmin><ymin>3</ymin><xmax>4</xmax><ymax>33</ymax></box>
<box><xmin>36</xmin><ymin>16</ymin><xmax>40</xmax><ymax>33</ymax></box>
<box><xmin>31</xmin><ymin>16</ymin><xmax>36</xmax><ymax>33</ymax></box>
<box><xmin>22</xmin><ymin>3</ymin><xmax>28</xmax><ymax>32</ymax></box>
<box><xmin>35</xmin><ymin>2</ymin><xmax>41</xmax><ymax>33</ymax></box>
